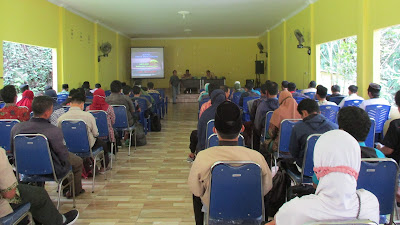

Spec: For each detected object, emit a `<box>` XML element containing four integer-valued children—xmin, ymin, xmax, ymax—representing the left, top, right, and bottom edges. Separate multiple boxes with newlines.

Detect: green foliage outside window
<box><xmin>3</xmin><ymin>41</ymin><xmax>53</xmax><ymax>94</ymax></box>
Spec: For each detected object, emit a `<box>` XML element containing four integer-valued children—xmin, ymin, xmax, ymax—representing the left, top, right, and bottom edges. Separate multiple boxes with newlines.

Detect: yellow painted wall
<box><xmin>0</xmin><ymin>0</ymin><xmax>130</xmax><ymax>91</ymax></box>
<box><xmin>131</xmin><ymin>38</ymin><xmax>260</xmax><ymax>88</ymax></box>
<box><xmin>269</xmin><ymin>24</ymin><xmax>285</xmax><ymax>85</ymax></box>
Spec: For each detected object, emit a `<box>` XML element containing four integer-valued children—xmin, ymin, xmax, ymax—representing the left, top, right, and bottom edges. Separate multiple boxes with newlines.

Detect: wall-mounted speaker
<box><xmin>255</xmin><ymin>60</ymin><xmax>264</xmax><ymax>74</ymax></box>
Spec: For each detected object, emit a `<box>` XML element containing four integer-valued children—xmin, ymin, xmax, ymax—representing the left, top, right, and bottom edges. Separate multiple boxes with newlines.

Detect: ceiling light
<box><xmin>178</xmin><ymin>11</ymin><xmax>190</xmax><ymax>19</ymax></box>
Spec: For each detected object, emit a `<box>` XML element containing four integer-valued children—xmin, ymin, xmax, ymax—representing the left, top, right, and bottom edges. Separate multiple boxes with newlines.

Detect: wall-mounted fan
<box><xmin>98</xmin><ymin>42</ymin><xmax>112</xmax><ymax>62</ymax></box>
<box><xmin>294</xmin><ymin>29</ymin><xmax>311</xmax><ymax>55</ymax></box>
<box><xmin>257</xmin><ymin>42</ymin><xmax>268</xmax><ymax>57</ymax></box>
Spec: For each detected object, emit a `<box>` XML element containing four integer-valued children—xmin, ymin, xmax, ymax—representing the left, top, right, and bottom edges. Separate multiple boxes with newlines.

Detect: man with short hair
<box><xmin>289</xmin><ymin>99</ymin><xmax>338</xmax><ymax>167</ymax></box>
<box><xmin>281</xmin><ymin>80</ymin><xmax>289</xmax><ymax>92</ymax></box>
<box><xmin>205</xmin><ymin>70</ymin><xmax>214</xmax><ymax>79</ymax></box>
<box><xmin>301</xmin><ymin>80</ymin><xmax>317</xmax><ymax>94</ymax></box>
<box><xmin>11</xmin><ymin>96</ymin><xmax>84</xmax><ymax>197</ymax></box>
<box><xmin>0</xmin><ymin>85</ymin><xmax>30</xmax><ymax>122</ymax></box>
<box><xmin>132</xmin><ymin>86</ymin><xmax>152</xmax><ymax>110</ymax></box>
<box><xmin>19</xmin><ymin>84</ymin><xmax>29</xmax><ymax>94</ymax></box>
<box><xmin>59</xmin><ymin>84</ymin><xmax>69</xmax><ymax>95</ymax></box>
<box><xmin>359</xmin><ymin>83</ymin><xmax>390</xmax><ymax>110</ymax></box>
<box><xmin>170</xmin><ymin>70</ymin><xmax>180</xmax><ymax>104</ymax></box>
<box><xmin>239</xmin><ymin>82</ymin><xmax>259</xmax><ymax>107</ymax></box>
<box><xmin>188</xmin><ymin>101</ymin><xmax>273</xmax><ymax>225</ymax></box>
<box><xmin>106</xmin><ymin>80</ymin><xmax>135</xmax><ymax>126</ymax></box>
<box><xmin>82</xmin><ymin>81</ymin><xmax>92</xmax><ymax>96</ymax></box>
<box><xmin>147</xmin><ymin>82</ymin><xmax>160</xmax><ymax>95</ymax></box>
<box><xmin>338</xmin><ymin>85</ymin><xmax>364</xmax><ymax>107</ymax></box>
<box><xmin>250</xmin><ymin>84</ymin><xmax>268</xmax><ymax>122</ymax></box>
<box><xmin>288</xmin><ymin>82</ymin><xmax>309</xmax><ymax>99</ymax></box>
<box><xmin>316</xmin><ymin>85</ymin><xmax>337</xmax><ymax>106</ymax></box>
<box><xmin>182</xmin><ymin>69</ymin><xmax>192</xmax><ymax>79</ymax></box>
<box><xmin>44</xmin><ymin>88</ymin><xmax>65</xmax><ymax>126</ymax></box>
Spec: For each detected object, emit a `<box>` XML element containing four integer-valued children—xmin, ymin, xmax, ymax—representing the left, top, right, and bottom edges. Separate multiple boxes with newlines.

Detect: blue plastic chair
<box><xmin>365</xmin><ymin>119</ymin><xmax>375</xmax><ymax>148</ymax></box>
<box><xmin>105</xmin><ymin>90</ymin><xmax>112</xmax><ymax>97</ymax></box>
<box><xmin>207</xmin><ymin>162</ymin><xmax>264</xmax><ymax>224</ymax></box>
<box><xmin>329</xmin><ymin>96</ymin><xmax>345</xmax><ymax>105</ymax></box>
<box><xmin>319</xmin><ymin>105</ymin><xmax>340</xmax><ymax>124</ymax></box>
<box><xmin>0</xmin><ymin>119</ymin><xmax>20</xmax><ymax>153</ymax></box>
<box><xmin>303</xmin><ymin>92</ymin><xmax>316</xmax><ymax>100</ymax></box>
<box><xmin>206</xmin><ymin>120</ymin><xmax>215</xmax><ymax>147</ymax></box>
<box><xmin>0</xmin><ymin>101</ymin><xmax>6</xmax><ymax>109</ymax></box>
<box><xmin>365</xmin><ymin>105</ymin><xmax>391</xmax><ymax>138</ymax></box>
<box><xmin>0</xmin><ymin>203</ymin><xmax>32</xmax><ymax>225</ymax></box>
<box><xmin>57</xmin><ymin>94</ymin><xmax>68</xmax><ymax>104</ymax></box>
<box><xmin>89</xmin><ymin>110</ymin><xmax>116</xmax><ymax>169</ymax></box>
<box><xmin>156</xmin><ymin>89</ymin><xmax>167</xmax><ymax>116</ymax></box>
<box><xmin>207</xmin><ymin>134</ymin><xmax>245</xmax><ymax>148</ymax></box>
<box><xmin>296</xmin><ymin>89</ymin><xmax>303</xmax><ymax>93</ymax></box>
<box><xmin>278</xmin><ymin>119</ymin><xmax>301</xmax><ymax>158</ymax></box>
<box><xmin>242</xmin><ymin>96</ymin><xmax>260</xmax><ymax>122</ymax></box>
<box><xmin>232</xmin><ymin>92</ymin><xmax>242</xmax><ymax>106</ymax></box>
<box><xmin>357</xmin><ymin>158</ymin><xmax>399</xmax><ymax>225</ymax></box>
<box><xmin>134</xmin><ymin>98</ymin><xmax>151</xmax><ymax>135</ymax></box>
<box><xmin>86</xmin><ymin>96</ymin><xmax>93</xmax><ymax>100</ymax></box>
<box><xmin>112</xmin><ymin>105</ymin><xmax>136</xmax><ymax>156</ymax></box>
<box><xmin>293</xmin><ymin>97</ymin><xmax>305</xmax><ymax>104</ymax></box>
<box><xmin>261</xmin><ymin>111</ymin><xmax>274</xmax><ymax>142</ymax></box>
<box><xmin>13</xmin><ymin>134</ymin><xmax>75</xmax><ymax>209</ymax></box>
<box><xmin>343</xmin><ymin>99</ymin><xmax>363</xmax><ymax>107</ymax></box>
<box><xmin>61</xmin><ymin>120</ymin><xmax>106</xmax><ymax>193</ymax></box>
<box><xmin>149</xmin><ymin>93</ymin><xmax>163</xmax><ymax>118</ymax></box>
<box><xmin>287</xmin><ymin>134</ymin><xmax>321</xmax><ymax>185</ymax></box>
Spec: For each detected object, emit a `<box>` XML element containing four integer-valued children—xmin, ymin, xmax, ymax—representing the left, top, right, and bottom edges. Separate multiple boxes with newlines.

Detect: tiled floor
<box><xmin>48</xmin><ymin>103</ymin><xmax>198</xmax><ymax>225</ymax></box>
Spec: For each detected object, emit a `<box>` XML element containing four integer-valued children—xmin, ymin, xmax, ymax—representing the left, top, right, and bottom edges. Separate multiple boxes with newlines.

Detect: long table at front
<box><xmin>180</xmin><ymin>79</ymin><xmax>226</xmax><ymax>93</ymax></box>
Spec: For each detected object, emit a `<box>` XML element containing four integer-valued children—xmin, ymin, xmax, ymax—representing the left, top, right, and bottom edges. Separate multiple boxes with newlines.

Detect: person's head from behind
<box><xmin>338</xmin><ymin>106</ymin><xmax>371</xmax><ymax>142</ymax></box>
<box><xmin>32</xmin><ymin>96</ymin><xmax>54</xmax><ymax>119</ymax></box>
<box><xmin>186</xmin><ymin>69</ymin><xmax>190</xmax><ymax>75</ymax></box>
<box><xmin>297</xmin><ymin>98</ymin><xmax>320</xmax><ymax>119</ymax></box>
<box><xmin>110</xmin><ymin>80</ymin><xmax>122</xmax><ymax>93</ymax></box>
<box><xmin>173</xmin><ymin>70</ymin><xmax>177</xmax><ymax>75</ymax></box>
<box><xmin>132</xmin><ymin>86</ymin><xmax>141</xmax><ymax>96</ymax></box>
<box><xmin>213</xmin><ymin>101</ymin><xmax>244</xmax><ymax>140</ymax></box>
<box><xmin>123</xmin><ymin>85</ymin><xmax>132</xmax><ymax>96</ymax></box>
<box><xmin>82</xmin><ymin>81</ymin><xmax>90</xmax><ymax>89</ymax></box>
<box><xmin>221</xmin><ymin>85</ymin><xmax>230</xmax><ymax>99</ymax></box>
<box><xmin>62</xmin><ymin>84</ymin><xmax>69</xmax><ymax>91</ymax></box>
<box><xmin>245</xmin><ymin>82</ymin><xmax>254</xmax><ymax>92</ymax></box>
<box><xmin>368</xmin><ymin>83</ymin><xmax>381</xmax><ymax>99</ymax></box>
<box><xmin>20</xmin><ymin>84</ymin><xmax>29</xmax><ymax>93</ymax></box>
<box><xmin>348</xmin><ymin>85</ymin><xmax>358</xmax><ymax>95</ymax></box>
<box><xmin>316</xmin><ymin>85</ymin><xmax>328</xmax><ymax>100</ymax></box>
<box><xmin>260</xmin><ymin>84</ymin><xmax>268</xmax><ymax>96</ymax></box>
<box><xmin>95</xmin><ymin>83</ymin><xmax>101</xmax><ymax>89</ymax></box>
<box><xmin>309</xmin><ymin>81</ymin><xmax>316</xmax><ymax>88</ymax></box>
<box><xmin>288</xmin><ymin>82</ymin><xmax>296</xmax><ymax>92</ymax></box>
<box><xmin>69</xmin><ymin>91</ymin><xmax>86</xmax><ymax>110</ymax></box>
<box><xmin>281</xmin><ymin>81</ymin><xmax>289</xmax><ymax>90</ymax></box>
<box><xmin>395</xmin><ymin>90</ymin><xmax>400</xmax><ymax>113</ymax></box>
<box><xmin>147</xmin><ymin>82</ymin><xmax>155</xmax><ymax>90</ymax></box>
<box><xmin>331</xmin><ymin>85</ymin><xmax>340</xmax><ymax>94</ymax></box>
<box><xmin>207</xmin><ymin>83</ymin><xmax>219</xmax><ymax>98</ymax></box>
<box><xmin>1</xmin><ymin>85</ymin><xmax>17</xmax><ymax>104</ymax></box>
<box><xmin>266</xmin><ymin>82</ymin><xmax>279</xmax><ymax>97</ymax></box>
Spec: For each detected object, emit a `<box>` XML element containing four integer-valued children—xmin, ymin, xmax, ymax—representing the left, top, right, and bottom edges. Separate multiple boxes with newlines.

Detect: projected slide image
<box><xmin>131</xmin><ymin>48</ymin><xmax>164</xmax><ymax>79</ymax></box>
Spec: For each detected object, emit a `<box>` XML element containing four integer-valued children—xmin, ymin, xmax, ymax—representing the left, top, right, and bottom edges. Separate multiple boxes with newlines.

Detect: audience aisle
<box><xmin>46</xmin><ymin>103</ymin><xmax>198</xmax><ymax>224</ymax></box>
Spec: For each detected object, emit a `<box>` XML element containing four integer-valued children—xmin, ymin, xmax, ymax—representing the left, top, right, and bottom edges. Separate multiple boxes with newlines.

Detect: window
<box><xmin>378</xmin><ymin>25</ymin><xmax>400</xmax><ymax>103</ymax></box>
<box><xmin>3</xmin><ymin>41</ymin><xmax>57</xmax><ymax>95</ymax></box>
<box><xmin>317</xmin><ymin>36</ymin><xmax>357</xmax><ymax>94</ymax></box>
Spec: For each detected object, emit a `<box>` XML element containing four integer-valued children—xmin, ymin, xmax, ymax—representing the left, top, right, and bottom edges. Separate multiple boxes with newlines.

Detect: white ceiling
<box><xmin>49</xmin><ymin>0</ymin><xmax>316</xmax><ymax>39</ymax></box>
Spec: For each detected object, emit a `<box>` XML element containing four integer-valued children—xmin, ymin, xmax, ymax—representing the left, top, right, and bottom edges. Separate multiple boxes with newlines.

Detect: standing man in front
<box><xmin>170</xmin><ymin>70</ymin><xmax>180</xmax><ymax>104</ymax></box>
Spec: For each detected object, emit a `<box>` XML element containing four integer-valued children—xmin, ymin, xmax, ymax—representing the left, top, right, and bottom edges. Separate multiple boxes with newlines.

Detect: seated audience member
<box><xmin>221</xmin><ymin>85</ymin><xmax>231</xmax><ymax>100</ymax></box>
<box><xmin>316</xmin><ymin>85</ymin><xmax>337</xmax><ymax>106</ymax></box>
<box><xmin>326</xmin><ymin>84</ymin><xmax>345</xmax><ymax>101</ymax></box>
<box><xmin>239</xmin><ymin>82</ymin><xmax>259</xmax><ymax>107</ymax></box>
<box><xmin>338</xmin><ymin>85</ymin><xmax>364</xmax><ymax>107</ymax></box>
<box><xmin>44</xmin><ymin>88</ymin><xmax>65</xmax><ymax>126</ymax></box>
<box><xmin>288</xmin><ymin>82</ymin><xmax>309</xmax><ymax>99</ymax></box>
<box><xmin>0</xmin><ymin>148</ymin><xmax>79</xmax><ymax>225</ymax></box>
<box><xmin>289</xmin><ymin>99</ymin><xmax>338</xmax><ymax>167</ymax></box>
<box><xmin>147</xmin><ymin>82</ymin><xmax>160</xmax><ymax>95</ymax></box>
<box><xmin>106</xmin><ymin>80</ymin><xmax>135</xmax><ymax>126</ymax></box>
<box><xmin>338</xmin><ymin>106</ymin><xmax>385</xmax><ymax>158</ymax></box>
<box><xmin>267</xmin><ymin>130</ymin><xmax>379</xmax><ymax>225</ymax></box>
<box><xmin>170</xmin><ymin>70</ymin><xmax>180</xmax><ymax>104</ymax></box>
<box><xmin>59</xmin><ymin>84</ymin><xmax>69</xmax><ymax>95</ymax></box>
<box><xmin>359</xmin><ymin>83</ymin><xmax>390</xmax><ymax>110</ymax></box>
<box><xmin>182</xmin><ymin>69</ymin><xmax>192</xmax><ymax>79</ymax></box>
<box><xmin>301</xmin><ymin>80</ymin><xmax>317</xmax><ymax>94</ymax></box>
<box><xmin>254</xmin><ymin>82</ymin><xmax>280</xmax><ymax>150</ymax></box>
<box><xmin>268</xmin><ymin>91</ymin><xmax>301</xmax><ymax>153</ymax></box>
<box><xmin>132</xmin><ymin>86</ymin><xmax>152</xmax><ymax>111</ymax></box>
<box><xmin>198</xmin><ymin>83</ymin><xmax>210</xmax><ymax>102</ymax></box>
<box><xmin>57</xmin><ymin>92</ymin><xmax>110</xmax><ymax>171</ymax></box>
<box><xmin>188</xmin><ymin>101</ymin><xmax>273</xmax><ymax>225</ymax></box>
<box><xmin>140</xmin><ymin>87</ymin><xmax>155</xmax><ymax>104</ymax></box>
<box><xmin>199</xmin><ymin>84</ymin><xmax>219</xmax><ymax>119</ymax></box>
<box><xmin>11</xmin><ymin>96</ymin><xmax>84</xmax><ymax>197</ymax></box>
<box><xmin>250</xmin><ymin>84</ymin><xmax>269</xmax><ymax>122</ymax></box>
<box><xmin>82</xmin><ymin>81</ymin><xmax>93</xmax><ymax>97</ymax></box>
<box><xmin>90</xmin><ymin>83</ymin><xmax>101</xmax><ymax>94</ymax></box>
<box><xmin>16</xmin><ymin>90</ymin><xmax>34</xmax><ymax>112</ymax></box>
<box><xmin>196</xmin><ymin>89</ymin><xmax>226</xmax><ymax>151</ymax></box>
<box><xmin>19</xmin><ymin>84</ymin><xmax>29</xmax><ymax>94</ymax></box>
<box><xmin>86</xmin><ymin>88</ymin><xmax>116</xmax><ymax>145</ymax></box>
<box><xmin>233</xmin><ymin>81</ymin><xmax>244</xmax><ymax>93</ymax></box>
<box><xmin>281</xmin><ymin>80</ymin><xmax>289</xmax><ymax>92</ymax></box>
<box><xmin>205</xmin><ymin>70</ymin><xmax>214</xmax><ymax>79</ymax></box>
<box><xmin>0</xmin><ymin>85</ymin><xmax>30</xmax><ymax>121</ymax></box>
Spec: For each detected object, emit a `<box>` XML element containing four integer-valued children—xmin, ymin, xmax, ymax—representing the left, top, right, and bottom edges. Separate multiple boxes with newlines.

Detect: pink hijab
<box><xmin>16</xmin><ymin>90</ymin><xmax>34</xmax><ymax>112</ymax></box>
<box><xmin>269</xmin><ymin>90</ymin><xmax>301</xmax><ymax>128</ymax></box>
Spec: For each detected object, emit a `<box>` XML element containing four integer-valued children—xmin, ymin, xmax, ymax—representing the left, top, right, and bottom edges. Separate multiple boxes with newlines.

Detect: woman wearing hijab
<box><xmin>16</xmin><ymin>90</ymin><xmax>34</xmax><ymax>112</ymax></box>
<box><xmin>198</xmin><ymin>83</ymin><xmax>210</xmax><ymax>102</ymax></box>
<box><xmin>266</xmin><ymin>130</ymin><xmax>379</xmax><ymax>225</ymax></box>
<box><xmin>86</xmin><ymin>89</ymin><xmax>116</xmax><ymax>144</ymax></box>
<box><xmin>267</xmin><ymin>90</ymin><xmax>301</xmax><ymax>153</ymax></box>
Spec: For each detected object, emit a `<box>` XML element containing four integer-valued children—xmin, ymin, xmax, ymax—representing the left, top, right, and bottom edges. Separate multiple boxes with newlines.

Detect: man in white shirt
<box><xmin>301</xmin><ymin>81</ymin><xmax>317</xmax><ymax>94</ymax></box>
<box><xmin>316</xmin><ymin>85</ymin><xmax>337</xmax><ymax>106</ymax></box>
<box><xmin>338</xmin><ymin>85</ymin><xmax>364</xmax><ymax>107</ymax></box>
<box><xmin>359</xmin><ymin>83</ymin><xmax>390</xmax><ymax>110</ymax></box>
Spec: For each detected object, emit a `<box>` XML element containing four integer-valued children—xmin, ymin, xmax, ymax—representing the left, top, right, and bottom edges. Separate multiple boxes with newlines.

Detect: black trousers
<box><xmin>93</xmin><ymin>138</ymin><xmax>110</xmax><ymax>168</ymax></box>
<box><xmin>193</xmin><ymin>195</ymin><xmax>204</xmax><ymax>225</ymax></box>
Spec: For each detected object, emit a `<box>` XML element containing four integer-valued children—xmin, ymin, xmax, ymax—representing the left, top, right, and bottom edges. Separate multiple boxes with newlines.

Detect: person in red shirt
<box><xmin>0</xmin><ymin>85</ymin><xmax>30</xmax><ymax>122</ymax></box>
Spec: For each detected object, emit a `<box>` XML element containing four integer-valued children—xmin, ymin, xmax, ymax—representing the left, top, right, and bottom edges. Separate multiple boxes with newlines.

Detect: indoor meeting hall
<box><xmin>1</xmin><ymin>0</ymin><xmax>400</xmax><ymax>224</ymax></box>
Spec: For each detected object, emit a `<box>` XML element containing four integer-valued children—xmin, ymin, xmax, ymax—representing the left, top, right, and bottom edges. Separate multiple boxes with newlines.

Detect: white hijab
<box><xmin>275</xmin><ymin>130</ymin><xmax>379</xmax><ymax>225</ymax></box>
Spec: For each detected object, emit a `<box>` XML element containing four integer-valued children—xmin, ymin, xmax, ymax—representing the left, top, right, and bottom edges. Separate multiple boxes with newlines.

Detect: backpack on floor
<box><xmin>82</xmin><ymin>157</ymin><xmax>97</xmax><ymax>179</ymax></box>
<box><xmin>151</xmin><ymin>113</ymin><xmax>161</xmax><ymax>132</ymax></box>
<box><xmin>264</xmin><ymin>164</ymin><xmax>290</xmax><ymax>217</ymax></box>
<box><xmin>130</xmin><ymin>123</ymin><xmax>147</xmax><ymax>146</ymax></box>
